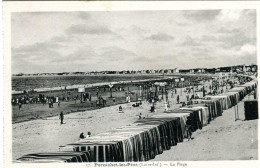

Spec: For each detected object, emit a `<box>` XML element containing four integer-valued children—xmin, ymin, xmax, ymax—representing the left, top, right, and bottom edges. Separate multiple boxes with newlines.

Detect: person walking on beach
<box><xmin>59</xmin><ymin>111</ymin><xmax>64</xmax><ymax>124</ymax></box>
<box><xmin>177</xmin><ymin>95</ymin><xmax>180</xmax><ymax>104</ymax></box>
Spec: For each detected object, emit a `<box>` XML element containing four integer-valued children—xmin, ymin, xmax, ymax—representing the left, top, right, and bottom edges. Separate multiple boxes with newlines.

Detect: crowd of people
<box><xmin>13</xmin><ymin>79</ymin><xmax>225</xmax><ymax>116</ymax></box>
<box><xmin>12</xmin><ymin>85</ymin><xmax>129</xmax><ymax>111</ymax></box>
<box><xmin>11</xmin><ymin>93</ymin><xmax>93</xmax><ymax>110</ymax></box>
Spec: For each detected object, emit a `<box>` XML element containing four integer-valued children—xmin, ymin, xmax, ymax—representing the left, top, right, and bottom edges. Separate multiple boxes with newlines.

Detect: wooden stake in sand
<box><xmin>234</xmin><ymin>105</ymin><xmax>237</xmax><ymax>121</ymax></box>
<box><xmin>234</xmin><ymin>104</ymin><xmax>239</xmax><ymax>121</ymax></box>
<box><xmin>236</xmin><ymin>104</ymin><xmax>239</xmax><ymax>120</ymax></box>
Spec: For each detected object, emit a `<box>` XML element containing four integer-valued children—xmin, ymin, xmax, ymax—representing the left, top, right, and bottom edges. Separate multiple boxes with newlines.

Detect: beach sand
<box><xmin>152</xmin><ymin>94</ymin><xmax>258</xmax><ymax>161</ymax></box>
<box><xmin>12</xmin><ymin>81</ymin><xmax>258</xmax><ymax>161</ymax></box>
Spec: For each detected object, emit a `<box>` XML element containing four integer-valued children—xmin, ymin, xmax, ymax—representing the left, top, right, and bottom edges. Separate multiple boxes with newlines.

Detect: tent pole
<box><xmin>237</xmin><ymin>104</ymin><xmax>239</xmax><ymax>120</ymax></box>
<box><xmin>234</xmin><ymin>106</ymin><xmax>237</xmax><ymax>121</ymax></box>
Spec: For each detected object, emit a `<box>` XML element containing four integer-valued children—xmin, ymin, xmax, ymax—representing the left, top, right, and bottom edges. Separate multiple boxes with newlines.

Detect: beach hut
<box><xmin>244</xmin><ymin>100</ymin><xmax>258</xmax><ymax>120</ymax></box>
<box><xmin>16</xmin><ymin>151</ymin><xmax>91</xmax><ymax>163</ymax></box>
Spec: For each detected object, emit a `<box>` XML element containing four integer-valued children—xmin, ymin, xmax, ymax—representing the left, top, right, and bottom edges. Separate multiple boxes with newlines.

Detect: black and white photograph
<box><xmin>2</xmin><ymin>1</ymin><xmax>259</xmax><ymax>166</ymax></box>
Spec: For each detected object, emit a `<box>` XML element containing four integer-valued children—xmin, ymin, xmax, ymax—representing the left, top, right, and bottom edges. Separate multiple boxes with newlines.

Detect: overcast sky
<box><xmin>12</xmin><ymin>10</ymin><xmax>256</xmax><ymax>74</ymax></box>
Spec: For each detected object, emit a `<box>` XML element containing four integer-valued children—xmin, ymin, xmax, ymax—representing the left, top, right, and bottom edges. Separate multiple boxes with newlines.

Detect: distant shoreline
<box><xmin>12</xmin><ymin>73</ymin><xmax>218</xmax><ymax>78</ymax></box>
<box><xmin>11</xmin><ymin>74</ymin><xmax>215</xmax><ymax>94</ymax></box>
<box><xmin>12</xmin><ymin>73</ymin><xmax>167</xmax><ymax>77</ymax></box>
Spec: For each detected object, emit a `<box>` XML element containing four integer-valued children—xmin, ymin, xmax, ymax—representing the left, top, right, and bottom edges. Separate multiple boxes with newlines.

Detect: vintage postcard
<box><xmin>2</xmin><ymin>1</ymin><xmax>260</xmax><ymax>168</ymax></box>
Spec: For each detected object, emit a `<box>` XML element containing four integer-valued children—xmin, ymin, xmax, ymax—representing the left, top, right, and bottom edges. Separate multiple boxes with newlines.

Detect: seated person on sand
<box><xmin>119</xmin><ymin>106</ymin><xmax>123</xmax><ymax>113</ymax></box>
<box><xmin>132</xmin><ymin>102</ymin><xmax>140</xmax><ymax>107</ymax></box>
<box><xmin>182</xmin><ymin>102</ymin><xmax>186</xmax><ymax>107</ymax></box>
<box><xmin>79</xmin><ymin>132</ymin><xmax>85</xmax><ymax>139</ymax></box>
<box><xmin>138</xmin><ymin>113</ymin><xmax>142</xmax><ymax>119</ymax></box>
<box><xmin>150</xmin><ymin>105</ymin><xmax>155</xmax><ymax>112</ymax></box>
<box><xmin>187</xmin><ymin>100</ymin><xmax>193</xmax><ymax>105</ymax></box>
<box><xmin>87</xmin><ymin>132</ymin><xmax>91</xmax><ymax>138</ymax></box>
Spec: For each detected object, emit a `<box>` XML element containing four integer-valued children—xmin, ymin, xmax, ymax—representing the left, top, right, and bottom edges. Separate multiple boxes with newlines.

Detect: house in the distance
<box><xmin>167</xmin><ymin>68</ymin><xmax>179</xmax><ymax>74</ymax></box>
<box><xmin>205</xmin><ymin>68</ymin><xmax>216</xmax><ymax>73</ymax></box>
<box><xmin>244</xmin><ymin>65</ymin><xmax>252</xmax><ymax>72</ymax></box>
<box><xmin>179</xmin><ymin>69</ymin><xmax>190</xmax><ymax>73</ymax></box>
<box><xmin>218</xmin><ymin>66</ymin><xmax>232</xmax><ymax>72</ymax></box>
<box><xmin>251</xmin><ymin>64</ymin><xmax>257</xmax><ymax>72</ymax></box>
<box><xmin>231</xmin><ymin>65</ymin><xmax>245</xmax><ymax>73</ymax></box>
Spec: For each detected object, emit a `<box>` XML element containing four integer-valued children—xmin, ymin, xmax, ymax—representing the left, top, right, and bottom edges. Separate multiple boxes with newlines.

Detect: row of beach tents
<box><xmin>16</xmin><ymin>77</ymin><xmax>258</xmax><ymax>163</ymax></box>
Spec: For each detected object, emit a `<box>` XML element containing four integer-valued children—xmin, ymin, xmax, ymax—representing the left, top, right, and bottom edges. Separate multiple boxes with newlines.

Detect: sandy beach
<box><xmin>12</xmin><ymin>84</ymin><xmax>196</xmax><ymax>160</ymax></box>
<box><xmin>7</xmin><ymin>8</ymin><xmax>258</xmax><ymax>165</ymax></box>
<box><xmin>12</xmin><ymin>81</ymin><xmax>258</xmax><ymax>161</ymax></box>
<box><xmin>152</xmin><ymin>94</ymin><xmax>258</xmax><ymax>161</ymax></box>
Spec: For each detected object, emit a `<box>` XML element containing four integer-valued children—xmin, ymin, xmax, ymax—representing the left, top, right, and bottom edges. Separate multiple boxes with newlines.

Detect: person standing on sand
<box><xmin>51</xmin><ymin>100</ymin><xmax>54</xmax><ymax>108</ymax></box>
<box><xmin>186</xmin><ymin>94</ymin><xmax>189</xmax><ymax>101</ymax></box>
<box><xmin>164</xmin><ymin>101</ymin><xmax>168</xmax><ymax>112</ymax></box>
<box><xmin>186</xmin><ymin>116</ymin><xmax>193</xmax><ymax>141</ymax></box>
<box><xmin>177</xmin><ymin>95</ymin><xmax>180</xmax><ymax>104</ymax></box>
<box><xmin>59</xmin><ymin>111</ymin><xmax>64</xmax><ymax>124</ymax></box>
<box><xmin>43</xmin><ymin>98</ymin><xmax>46</xmax><ymax>105</ymax></box>
<box><xmin>74</xmin><ymin>97</ymin><xmax>77</xmax><ymax>104</ymax></box>
<box><xmin>49</xmin><ymin>101</ymin><xmax>52</xmax><ymax>108</ymax></box>
<box><xmin>18</xmin><ymin>102</ymin><xmax>22</xmax><ymax>110</ymax></box>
